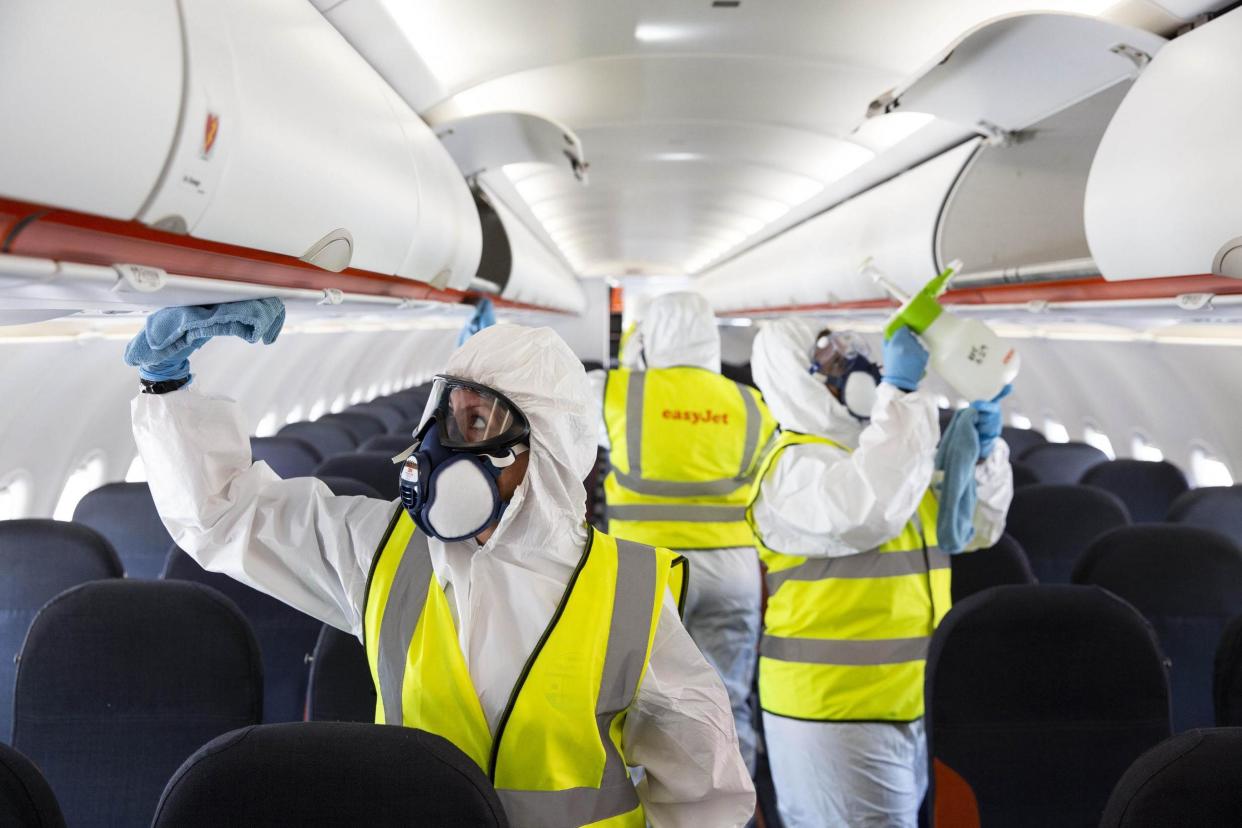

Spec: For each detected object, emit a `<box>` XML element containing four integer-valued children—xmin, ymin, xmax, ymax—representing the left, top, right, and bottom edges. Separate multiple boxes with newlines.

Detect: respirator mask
<box><xmin>810</xmin><ymin>330</ymin><xmax>881</xmax><ymax>421</ymax></box>
<box><xmin>394</xmin><ymin>375</ymin><xmax>530</xmax><ymax>542</ymax></box>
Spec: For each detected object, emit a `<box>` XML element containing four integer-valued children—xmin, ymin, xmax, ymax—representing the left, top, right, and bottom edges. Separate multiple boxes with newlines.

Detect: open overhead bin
<box><xmin>1085</xmin><ymin>8</ymin><xmax>1242</xmax><ymax>281</ymax></box>
<box><xmin>435</xmin><ymin>112</ymin><xmax>588</xmax><ymax>184</ymax></box>
<box><xmin>0</xmin><ymin>0</ymin><xmax>480</xmax><ymax>290</ymax></box>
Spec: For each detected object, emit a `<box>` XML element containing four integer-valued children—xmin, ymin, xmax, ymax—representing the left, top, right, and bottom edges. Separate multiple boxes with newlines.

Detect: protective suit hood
<box><xmin>639</xmin><ymin>292</ymin><xmax>721</xmax><ymax>372</ymax></box>
<box><xmin>442</xmin><ymin>324</ymin><xmax>594</xmax><ymax>570</ymax></box>
<box><xmin>752</xmin><ymin>318</ymin><xmax>864</xmax><ymax>448</ymax></box>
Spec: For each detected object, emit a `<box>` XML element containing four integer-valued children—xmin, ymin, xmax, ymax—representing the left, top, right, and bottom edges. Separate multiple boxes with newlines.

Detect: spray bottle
<box><xmin>863</xmin><ymin>259</ymin><xmax>1020</xmax><ymax>402</ymax></box>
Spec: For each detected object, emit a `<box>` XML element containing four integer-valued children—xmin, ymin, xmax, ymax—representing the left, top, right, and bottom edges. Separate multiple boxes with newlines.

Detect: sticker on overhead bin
<box><xmin>201</xmin><ymin>112</ymin><xmax>220</xmax><ymax>161</ymax></box>
<box><xmin>112</xmin><ymin>264</ymin><xmax>168</xmax><ymax>293</ymax></box>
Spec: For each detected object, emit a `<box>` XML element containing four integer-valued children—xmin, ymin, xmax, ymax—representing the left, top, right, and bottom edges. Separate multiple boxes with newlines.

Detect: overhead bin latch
<box><xmin>1177</xmin><ymin>293</ymin><xmax>1215</xmax><ymax>311</ymax></box>
<box><xmin>1110</xmin><ymin>43</ymin><xmax>1152</xmax><ymax>74</ymax></box>
<box><xmin>301</xmin><ymin>229</ymin><xmax>354</xmax><ymax>273</ymax></box>
<box><xmin>318</xmin><ymin>288</ymin><xmax>344</xmax><ymax>306</ymax></box>
<box><xmin>112</xmin><ymin>263</ymin><xmax>168</xmax><ymax>293</ymax></box>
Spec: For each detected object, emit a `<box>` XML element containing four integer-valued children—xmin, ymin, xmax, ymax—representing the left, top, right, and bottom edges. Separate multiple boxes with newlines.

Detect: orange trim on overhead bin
<box><xmin>0</xmin><ymin>197</ymin><xmax>562</xmax><ymax>313</ymax></box>
<box><xmin>721</xmin><ymin>274</ymin><xmax>1242</xmax><ymax>316</ymax></box>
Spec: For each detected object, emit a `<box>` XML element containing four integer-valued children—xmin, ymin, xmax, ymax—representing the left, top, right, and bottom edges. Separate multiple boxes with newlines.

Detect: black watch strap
<box><xmin>140</xmin><ymin>376</ymin><xmax>191</xmax><ymax>395</ymax></box>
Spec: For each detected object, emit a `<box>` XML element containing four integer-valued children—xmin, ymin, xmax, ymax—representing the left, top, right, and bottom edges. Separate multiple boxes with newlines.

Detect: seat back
<box><xmin>949</xmin><ymin>534</ymin><xmax>1036</xmax><ymax>603</ymax></box>
<box><xmin>1168</xmin><ymin>486</ymin><xmax>1242</xmax><ymax>545</ymax></box>
<box><xmin>1100</xmin><ymin>728</ymin><xmax>1242</xmax><ymax>827</ymax></box>
<box><xmin>0</xmin><ymin>742</ymin><xmax>65</xmax><ymax>828</ymax></box>
<box><xmin>152</xmin><ymin>723</ymin><xmax>508</xmax><ymax>827</ymax></box>
<box><xmin>0</xmin><ymin>520</ymin><xmax>123</xmax><ymax>741</ymax></box>
<box><xmin>345</xmin><ymin>403</ymin><xmax>405</xmax><ymax>433</ymax></box>
<box><xmin>277</xmin><ymin>421</ymin><xmax>358</xmax><ymax>456</ymax></box>
<box><xmin>249</xmin><ymin>436</ymin><xmax>323</xmax><ymax>478</ymax></box>
<box><xmin>1001</xmin><ymin>426</ymin><xmax>1047</xmax><ymax>458</ymax></box>
<box><xmin>316</xmin><ymin>412</ymin><xmax>386</xmax><ymax>442</ymax></box>
<box><xmin>1074</xmin><ymin>525</ymin><xmax>1242</xmax><ymax>731</ymax></box>
<box><xmin>379</xmin><ymin>386</ymin><xmax>433</xmax><ymax>419</ymax></box>
<box><xmin>1082</xmin><ymin>460</ymin><xmax>1190</xmax><ymax>523</ymax></box>
<box><xmin>1011</xmin><ymin>461</ymin><xmax>1040</xmax><ymax>488</ymax></box>
<box><xmin>317</xmin><ymin>476</ymin><xmax>385</xmax><ymax>499</ymax></box>
<box><xmin>1019</xmin><ymin>441</ymin><xmax>1110</xmax><ymax>484</ymax></box>
<box><xmin>12</xmin><ymin>580</ymin><xmax>262</xmax><ymax>828</ymax></box>
<box><xmin>71</xmin><ymin>482</ymin><xmax>171</xmax><ymax>577</ymax></box>
<box><xmin>1005</xmin><ymin>484</ymin><xmax>1131</xmax><ymax>583</ymax></box>
<box><xmin>314</xmin><ymin>452</ymin><xmax>402</xmax><ymax>500</ymax></box>
<box><xmin>306</xmin><ymin>625</ymin><xmax>377</xmax><ymax>723</ymax></box>
<box><xmin>927</xmin><ymin>585</ymin><xmax>1170</xmax><ymax>828</ymax></box>
<box><xmin>164</xmin><ymin>548</ymin><xmax>321</xmax><ymax>724</ymax></box>
<box><xmin>360</xmin><ymin>433</ymin><xmax>419</xmax><ymax>455</ymax></box>
<box><xmin>1214</xmin><ymin>615</ymin><xmax>1242</xmax><ymax>726</ymax></box>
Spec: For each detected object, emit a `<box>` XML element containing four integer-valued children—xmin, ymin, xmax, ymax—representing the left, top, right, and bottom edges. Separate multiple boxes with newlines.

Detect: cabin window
<box><xmin>255</xmin><ymin>412</ymin><xmax>279</xmax><ymax>437</ymax></box>
<box><xmin>1131</xmin><ymin>434</ymin><xmax>1164</xmax><ymax>462</ymax></box>
<box><xmin>934</xmin><ymin>394</ymin><xmax>951</xmax><ymax>409</ymax></box>
<box><xmin>308</xmin><ymin>399</ymin><xmax>327</xmax><ymax>420</ymax></box>
<box><xmin>286</xmin><ymin>405</ymin><xmax>305</xmax><ymax>424</ymax></box>
<box><xmin>53</xmin><ymin>452</ymin><xmax>106</xmax><ymax>521</ymax></box>
<box><xmin>330</xmin><ymin>395</ymin><xmax>347</xmax><ymax>414</ymax></box>
<box><xmin>349</xmin><ymin>388</ymin><xmax>364</xmax><ymax>405</ymax></box>
<box><xmin>1082</xmin><ymin>423</ymin><xmax>1116</xmax><ymax>460</ymax></box>
<box><xmin>1190</xmin><ymin>448</ymin><xmax>1233</xmax><ymax>487</ymax></box>
<box><xmin>0</xmin><ymin>472</ymin><xmax>32</xmax><ymax>521</ymax></box>
<box><xmin>125</xmin><ymin>455</ymin><xmax>146</xmax><ymax>483</ymax></box>
<box><xmin>380</xmin><ymin>381</ymin><xmax>394</xmax><ymax>396</ymax></box>
<box><xmin>1044</xmin><ymin>418</ymin><xmax>1069</xmax><ymax>443</ymax></box>
<box><xmin>1009</xmin><ymin>413</ymin><xmax>1032</xmax><ymax>430</ymax></box>
<box><xmin>366</xmin><ymin>383</ymin><xmax>380</xmax><ymax>400</ymax></box>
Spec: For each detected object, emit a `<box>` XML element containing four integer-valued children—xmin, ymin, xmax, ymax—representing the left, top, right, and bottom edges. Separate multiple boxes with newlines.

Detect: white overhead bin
<box><xmin>868</xmin><ymin>12</ymin><xmax>1165</xmax><ymax>137</ymax></box>
<box><xmin>483</xmin><ymin>191</ymin><xmax>586</xmax><ymax>315</ymax></box>
<box><xmin>0</xmin><ymin>0</ymin><xmax>183</xmax><ymax>220</ymax></box>
<box><xmin>1085</xmin><ymin>8</ymin><xmax>1242</xmax><ymax>281</ymax></box>
<box><xmin>435</xmin><ymin>112</ymin><xmax>588</xmax><ymax>183</ymax></box>
<box><xmin>695</xmin><ymin>142</ymin><xmax>978</xmax><ymax>313</ymax></box>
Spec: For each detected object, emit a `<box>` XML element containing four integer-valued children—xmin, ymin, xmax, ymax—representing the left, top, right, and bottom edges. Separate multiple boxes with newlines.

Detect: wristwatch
<box><xmin>140</xmin><ymin>376</ymin><xmax>191</xmax><ymax>395</ymax></box>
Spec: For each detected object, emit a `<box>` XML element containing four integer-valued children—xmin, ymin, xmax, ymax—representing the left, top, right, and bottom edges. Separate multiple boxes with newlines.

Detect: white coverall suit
<box><xmin>748</xmin><ymin>319</ymin><xmax>1014</xmax><ymax>828</ymax></box>
<box><xmin>591</xmin><ymin>292</ymin><xmax>764</xmax><ymax>774</ymax></box>
<box><xmin>132</xmin><ymin>324</ymin><xmax>755</xmax><ymax>828</ymax></box>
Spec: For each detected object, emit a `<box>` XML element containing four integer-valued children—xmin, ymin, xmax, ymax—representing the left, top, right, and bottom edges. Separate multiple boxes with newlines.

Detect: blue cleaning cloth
<box><xmin>935</xmin><ymin>407</ymin><xmax>980</xmax><ymax>554</ymax></box>
<box><xmin>457</xmin><ymin>297</ymin><xmax>497</xmax><ymax>346</ymax></box>
<box><xmin>124</xmin><ymin>298</ymin><xmax>286</xmax><ymax>384</ymax></box>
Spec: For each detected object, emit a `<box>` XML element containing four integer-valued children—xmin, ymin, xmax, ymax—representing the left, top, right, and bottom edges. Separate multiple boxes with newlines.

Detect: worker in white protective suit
<box><xmin>745</xmin><ymin>318</ymin><xmax>1014</xmax><ymax>828</ymax></box>
<box><xmin>590</xmin><ymin>291</ymin><xmax>777</xmax><ymax>776</ymax></box>
<box><xmin>130</xmin><ymin>313</ymin><xmax>755</xmax><ymax>828</ymax></box>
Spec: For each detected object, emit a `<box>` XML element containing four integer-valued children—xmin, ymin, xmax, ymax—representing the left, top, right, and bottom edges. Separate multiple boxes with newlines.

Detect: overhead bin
<box><xmin>477</xmin><ymin>186</ymin><xmax>586</xmax><ymax>315</ymax></box>
<box><xmin>868</xmin><ymin>13</ymin><xmax>1165</xmax><ymax>137</ymax></box>
<box><xmin>0</xmin><ymin>0</ymin><xmax>481</xmax><ymax>290</ymax></box>
<box><xmin>695</xmin><ymin>142</ymin><xmax>977</xmax><ymax>313</ymax></box>
<box><xmin>435</xmin><ymin>112</ymin><xmax>588</xmax><ymax>183</ymax></box>
<box><xmin>1085</xmin><ymin>8</ymin><xmax>1242</xmax><ymax>281</ymax></box>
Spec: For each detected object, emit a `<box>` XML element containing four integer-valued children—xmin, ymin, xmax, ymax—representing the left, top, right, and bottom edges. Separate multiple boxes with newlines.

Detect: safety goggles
<box><xmin>809</xmin><ymin>330</ymin><xmax>873</xmax><ymax>381</ymax></box>
<box><xmin>423</xmin><ymin>375</ymin><xmax>530</xmax><ymax>453</ymax></box>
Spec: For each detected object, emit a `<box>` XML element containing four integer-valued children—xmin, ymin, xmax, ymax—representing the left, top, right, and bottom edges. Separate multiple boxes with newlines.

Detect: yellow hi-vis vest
<box><xmin>747</xmin><ymin>432</ymin><xmax>952</xmax><ymax>722</ymax></box>
<box><xmin>603</xmin><ymin>367</ymin><xmax>777</xmax><ymax>549</ymax></box>
<box><xmin>363</xmin><ymin>510</ymin><xmax>688</xmax><ymax>828</ymax></box>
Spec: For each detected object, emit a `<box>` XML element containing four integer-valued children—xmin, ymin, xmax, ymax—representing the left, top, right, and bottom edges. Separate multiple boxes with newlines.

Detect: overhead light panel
<box><xmin>634</xmin><ymin>23</ymin><xmax>696</xmax><ymax>43</ymax></box>
<box><xmin>852</xmin><ymin>112</ymin><xmax>935</xmax><ymax>151</ymax></box>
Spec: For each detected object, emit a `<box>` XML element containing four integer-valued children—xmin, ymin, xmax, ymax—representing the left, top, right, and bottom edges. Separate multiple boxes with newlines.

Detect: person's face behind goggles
<box><xmin>809</xmin><ymin>330</ymin><xmax>881</xmax><ymax>421</ymax></box>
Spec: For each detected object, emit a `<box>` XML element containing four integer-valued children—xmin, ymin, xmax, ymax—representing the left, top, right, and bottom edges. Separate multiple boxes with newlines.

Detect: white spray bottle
<box><xmin>862</xmin><ymin>259</ymin><xmax>1020</xmax><ymax>402</ymax></box>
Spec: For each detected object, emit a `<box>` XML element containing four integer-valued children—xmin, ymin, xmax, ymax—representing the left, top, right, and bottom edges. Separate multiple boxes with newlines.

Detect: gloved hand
<box><xmin>124</xmin><ymin>298</ymin><xmax>286</xmax><ymax>385</ymax></box>
<box><xmin>457</xmin><ymin>297</ymin><xmax>497</xmax><ymax>346</ymax></box>
<box><xmin>969</xmin><ymin>385</ymin><xmax>1012</xmax><ymax>461</ymax></box>
<box><xmin>880</xmin><ymin>326</ymin><xmax>929</xmax><ymax>392</ymax></box>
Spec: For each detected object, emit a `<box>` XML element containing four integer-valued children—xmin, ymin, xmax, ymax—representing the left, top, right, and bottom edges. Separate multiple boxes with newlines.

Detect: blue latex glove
<box><xmin>880</xmin><ymin>326</ymin><xmax>929</xmax><ymax>391</ymax></box>
<box><xmin>969</xmin><ymin>385</ymin><xmax>1013</xmax><ymax>461</ymax></box>
<box><xmin>935</xmin><ymin>407</ymin><xmax>980</xmax><ymax>554</ymax></box>
<box><xmin>124</xmin><ymin>298</ymin><xmax>286</xmax><ymax>385</ymax></box>
<box><xmin>457</xmin><ymin>297</ymin><xmax>497</xmax><ymax>346</ymax></box>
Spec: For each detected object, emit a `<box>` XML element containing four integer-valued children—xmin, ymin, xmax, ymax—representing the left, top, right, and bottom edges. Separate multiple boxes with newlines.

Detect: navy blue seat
<box><xmin>381</xmin><ymin>386</ymin><xmax>434</xmax><ymax>419</ymax></box>
<box><xmin>12</xmin><ymin>580</ymin><xmax>261</xmax><ymax>828</ymax></box>
<box><xmin>306</xmin><ymin>625</ymin><xmax>377</xmax><ymax>724</ymax></box>
<box><xmin>949</xmin><ymin>533</ymin><xmax>1036</xmax><ymax>603</ymax></box>
<box><xmin>316</xmin><ymin>412</ymin><xmax>386</xmax><ymax>443</ymax></box>
<box><xmin>1168</xmin><ymin>487</ymin><xmax>1242</xmax><ymax>545</ymax></box>
<box><xmin>317</xmin><ymin>476</ymin><xmax>385</xmax><ymax>499</ymax></box>
<box><xmin>1001</xmin><ymin>426</ymin><xmax>1047</xmax><ymax>459</ymax></box>
<box><xmin>1074</xmin><ymin>525</ymin><xmax>1242</xmax><ymax>732</ymax></box>
<box><xmin>152</xmin><ymin>723</ymin><xmax>507</xmax><ymax>827</ymax></box>
<box><xmin>1019</xmin><ymin>441</ymin><xmax>1110</xmax><ymax>484</ymax></box>
<box><xmin>250</xmin><ymin>436</ymin><xmax>323</xmax><ymax>479</ymax></box>
<box><xmin>360</xmin><ymin>433</ymin><xmax>418</xmax><ymax>454</ymax></box>
<box><xmin>278</xmin><ymin>421</ymin><xmax>358</xmax><ymax>456</ymax></box>
<box><xmin>938</xmin><ymin>408</ymin><xmax>956</xmax><ymax>434</ymax></box>
<box><xmin>1100</xmin><ymin>728</ymin><xmax>1242</xmax><ymax>827</ymax></box>
<box><xmin>314</xmin><ymin>452</ymin><xmax>402</xmax><ymax>500</ymax></box>
<box><xmin>164</xmin><ymin>548</ymin><xmax>322</xmax><ymax>724</ymax></box>
<box><xmin>1213</xmin><ymin>615</ymin><xmax>1242</xmax><ymax>726</ymax></box>
<box><xmin>926</xmin><ymin>585</ymin><xmax>1170</xmax><ymax>828</ymax></box>
<box><xmin>0</xmin><ymin>742</ymin><xmax>65</xmax><ymax>828</ymax></box>
<box><xmin>71</xmin><ymin>482</ymin><xmax>172</xmax><ymax>577</ymax></box>
<box><xmin>1005</xmin><ymin>484</ymin><xmax>1130</xmax><ymax>584</ymax></box>
<box><xmin>1082</xmin><ymin>460</ymin><xmax>1191</xmax><ymax>523</ymax></box>
<box><xmin>346</xmin><ymin>403</ymin><xmax>405</xmax><ymax>433</ymax></box>
<box><xmin>1011</xmin><ymin>461</ymin><xmax>1040</xmax><ymax>488</ymax></box>
<box><xmin>0</xmin><ymin>519</ymin><xmax>123</xmax><ymax>741</ymax></box>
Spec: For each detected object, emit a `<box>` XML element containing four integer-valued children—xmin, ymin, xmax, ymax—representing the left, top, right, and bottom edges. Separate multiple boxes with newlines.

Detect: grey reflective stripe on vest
<box><xmin>760</xmin><ymin>634</ymin><xmax>931</xmax><ymax>666</ymax></box>
<box><xmin>618</xmin><ymin>372</ymin><xmax>761</xmax><ymax>498</ymax></box>
<box><xmin>375</xmin><ymin>530</ymin><xmax>434</xmax><ymax>726</ymax></box>
<box><xmin>497</xmin><ymin>538</ymin><xmax>655</xmax><ymax>827</ymax></box>
<box><xmin>607</xmin><ymin>504</ymin><xmax>748</xmax><ymax>523</ymax></box>
<box><xmin>764</xmin><ymin>547</ymin><xmax>950</xmax><ymax>594</ymax></box>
